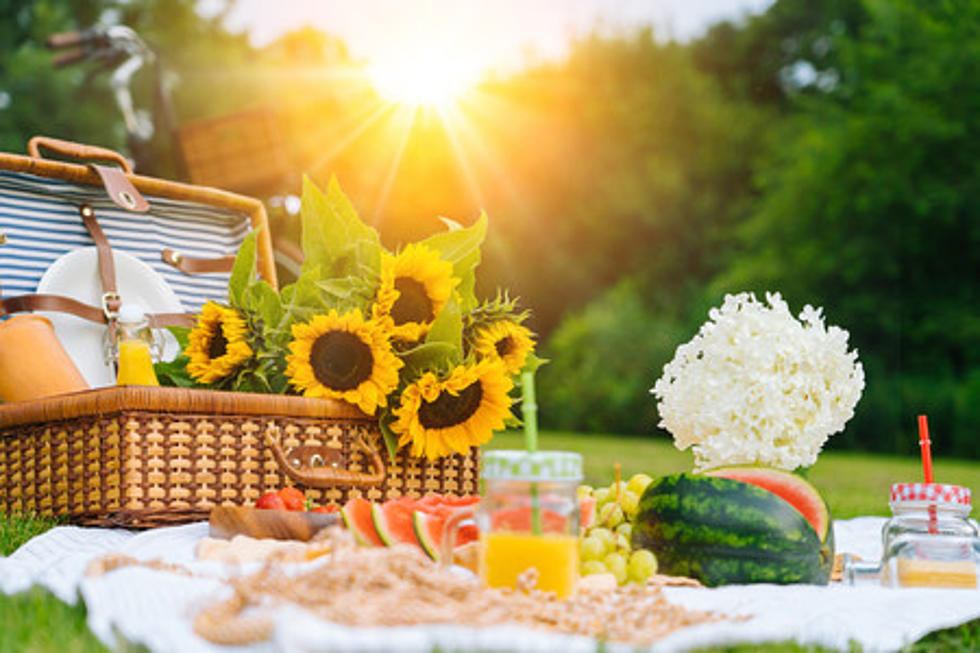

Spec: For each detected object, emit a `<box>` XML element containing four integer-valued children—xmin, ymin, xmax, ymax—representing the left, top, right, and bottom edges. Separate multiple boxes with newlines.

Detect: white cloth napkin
<box><xmin>2</xmin><ymin>517</ymin><xmax>978</xmax><ymax>652</ymax></box>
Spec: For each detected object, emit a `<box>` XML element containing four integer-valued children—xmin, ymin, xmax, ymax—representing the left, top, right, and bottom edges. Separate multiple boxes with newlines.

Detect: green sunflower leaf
<box><xmin>244</xmin><ymin>280</ymin><xmax>284</xmax><ymax>335</ymax></box>
<box><xmin>300</xmin><ymin>175</ymin><xmax>382</xmax><ymax>281</ymax></box>
<box><xmin>378</xmin><ymin>409</ymin><xmax>400</xmax><ymax>463</ymax></box>
<box><xmin>228</xmin><ymin>230</ymin><xmax>258</xmax><ymax>308</ymax></box>
<box><xmin>280</xmin><ymin>266</ymin><xmax>329</xmax><ymax>326</ymax></box>
<box><xmin>315</xmin><ymin>276</ymin><xmax>377</xmax><ymax>311</ymax></box>
<box><xmin>425</xmin><ymin>294</ymin><xmax>463</xmax><ymax>355</ymax></box>
<box><xmin>419</xmin><ymin>212</ymin><xmax>487</xmax><ymax>313</ymax></box>
<box><xmin>399</xmin><ymin>342</ymin><xmax>458</xmax><ymax>377</ymax></box>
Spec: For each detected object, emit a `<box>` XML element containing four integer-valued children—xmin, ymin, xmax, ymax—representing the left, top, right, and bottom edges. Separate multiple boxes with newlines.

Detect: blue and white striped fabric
<box><xmin>0</xmin><ymin>170</ymin><xmax>251</xmax><ymax>312</ymax></box>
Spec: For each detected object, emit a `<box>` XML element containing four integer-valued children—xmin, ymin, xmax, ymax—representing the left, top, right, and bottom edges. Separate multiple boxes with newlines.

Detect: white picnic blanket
<box><xmin>1</xmin><ymin>517</ymin><xmax>978</xmax><ymax>652</ymax></box>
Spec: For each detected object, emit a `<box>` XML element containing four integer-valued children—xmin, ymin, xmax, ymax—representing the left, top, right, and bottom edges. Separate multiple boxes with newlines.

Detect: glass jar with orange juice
<box><xmin>109</xmin><ymin>304</ymin><xmax>160</xmax><ymax>386</ymax></box>
<box><xmin>445</xmin><ymin>450</ymin><xmax>582</xmax><ymax>598</ymax></box>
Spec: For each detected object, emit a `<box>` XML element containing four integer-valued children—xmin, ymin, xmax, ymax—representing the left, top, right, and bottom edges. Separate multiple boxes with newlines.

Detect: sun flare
<box><xmin>368</xmin><ymin>55</ymin><xmax>475</xmax><ymax>107</ymax></box>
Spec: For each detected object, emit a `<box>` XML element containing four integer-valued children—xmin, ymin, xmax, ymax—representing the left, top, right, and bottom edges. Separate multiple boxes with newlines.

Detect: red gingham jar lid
<box><xmin>890</xmin><ymin>482</ymin><xmax>971</xmax><ymax>506</ymax></box>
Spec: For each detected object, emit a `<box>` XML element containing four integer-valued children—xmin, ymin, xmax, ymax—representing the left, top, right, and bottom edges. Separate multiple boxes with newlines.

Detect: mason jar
<box><xmin>443</xmin><ymin>450</ymin><xmax>582</xmax><ymax>598</ymax></box>
<box><xmin>880</xmin><ymin>483</ymin><xmax>979</xmax><ymax>589</ymax></box>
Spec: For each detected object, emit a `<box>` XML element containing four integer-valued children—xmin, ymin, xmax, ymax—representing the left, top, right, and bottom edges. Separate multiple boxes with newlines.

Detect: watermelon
<box><xmin>371</xmin><ymin>496</ymin><xmax>420</xmax><ymax>547</ymax></box>
<box><xmin>342</xmin><ymin>497</ymin><xmax>384</xmax><ymax>547</ymax></box>
<box><xmin>705</xmin><ymin>466</ymin><xmax>830</xmax><ymax>542</ymax></box>
<box><xmin>631</xmin><ymin>473</ymin><xmax>833</xmax><ymax>587</ymax></box>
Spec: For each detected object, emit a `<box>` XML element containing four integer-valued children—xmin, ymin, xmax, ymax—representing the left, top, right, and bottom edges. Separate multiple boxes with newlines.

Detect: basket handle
<box><xmin>263</xmin><ymin>428</ymin><xmax>387</xmax><ymax>489</ymax></box>
<box><xmin>27</xmin><ymin>136</ymin><xmax>133</xmax><ymax>174</ymax></box>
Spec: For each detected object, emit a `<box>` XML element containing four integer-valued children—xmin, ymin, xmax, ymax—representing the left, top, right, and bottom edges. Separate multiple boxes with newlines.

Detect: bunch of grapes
<box><xmin>577</xmin><ymin>473</ymin><xmax>658</xmax><ymax>585</ymax></box>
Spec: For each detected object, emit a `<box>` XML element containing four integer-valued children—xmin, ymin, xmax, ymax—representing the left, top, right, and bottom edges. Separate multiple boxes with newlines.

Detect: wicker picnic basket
<box><xmin>0</xmin><ymin>387</ymin><xmax>477</xmax><ymax>527</ymax></box>
<box><xmin>0</xmin><ymin>138</ymin><xmax>478</xmax><ymax>527</ymax></box>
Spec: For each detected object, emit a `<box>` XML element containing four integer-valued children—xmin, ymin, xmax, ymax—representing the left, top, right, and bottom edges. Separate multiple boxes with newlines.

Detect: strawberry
<box><xmin>255</xmin><ymin>491</ymin><xmax>286</xmax><ymax>510</ymax></box>
<box><xmin>277</xmin><ymin>487</ymin><xmax>306</xmax><ymax>511</ymax></box>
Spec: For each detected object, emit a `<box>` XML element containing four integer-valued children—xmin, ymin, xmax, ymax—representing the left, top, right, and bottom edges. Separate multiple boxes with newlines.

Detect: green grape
<box><xmin>627</xmin><ymin>549</ymin><xmax>658</xmax><ymax>583</ymax></box>
<box><xmin>578</xmin><ymin>535</ymin><xmax>605</xmax><ymax>561</ymax></box>
<box><xmin>603</xmin><ymin>552</ymin><xmax>628</xmax><ymax>585</ymax></box>
<box><xmin>593</xmin><ymin>487</ymin><xmax>612</xmax><ymax>507</ymax></box>
<box><xmin>614</xmin><ymin>533</ymin><xmax>631</xmax><ymax>553</ymax></box>
<box><xmin>576</xmin><ymin>484</ymin><xmax>594</xmax><ymax>500</ymax></box>
<box><xmin>615</xmin><ymin>522</ymin><xmax>632</xmax><ymax>540</ymax></box>
<box><xmin>580</xmin><ymin>560</ymin><xmax>607</xmax><ymax>576</ymax></box>
<box><xmin>627</xmin><ymin>473</ymin><xmax>654</xmax><ymax>497</ymax></box>
<box><xmin>589</xmin><ymin>527</ymin><xmax>615</xmax><ymax>553</ymax></box>
<box><xmin>619</xmin><ymin>490</ymin><xmax>640</xmax><ymax>517</ymax></box>
<box><xmin>599</xmin><ymin>502</ymin><xmax>625</xmax><ymax>528</ymax></box>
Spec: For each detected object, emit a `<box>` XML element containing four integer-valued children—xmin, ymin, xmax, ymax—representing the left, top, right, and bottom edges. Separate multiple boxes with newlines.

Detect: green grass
<box><xmin>2</xmin><ymin>430</ymin><xmax>978</xmax><ymax>652</ymax></box>
<box><xmin>487</xmin><ymin>431</ymin><xmax>980</xmax><ymax>519</ymax></box>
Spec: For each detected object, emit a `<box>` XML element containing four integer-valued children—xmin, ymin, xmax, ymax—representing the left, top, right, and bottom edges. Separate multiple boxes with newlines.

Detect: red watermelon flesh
<box><xmin>371</xmin><ymin>496</ymin><xmax>420</xmax><ymax>547</ymax></box>
<box><xmin>491</xmin><ymin>507</ymin><xmax>568</xmax><ymax>533</ymax></box>
<box><xmin>705</xmin><ymin>466</ymin><xmax>830</xmax><ymax>542</ymax></box>
<box><xmin>341</xmin><ymin>497</ymin><xmax>384</xmax><ymax>547</ymax></box>
<box><xmin>412</xmin><ymin>510</ymin><xmax>479</xmax><ymax>561</ymax></box>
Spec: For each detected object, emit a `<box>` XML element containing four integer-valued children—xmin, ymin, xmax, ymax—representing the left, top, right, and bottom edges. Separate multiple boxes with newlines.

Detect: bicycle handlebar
<box><xmin>52</xmin><ymin>49</ymin><xmax>89</xmax><ymax>68</ymax></box>
<box><xmin>46</xmin><ymin>31</ymin><xmax>86</xmax><ymax>49</ymax></box>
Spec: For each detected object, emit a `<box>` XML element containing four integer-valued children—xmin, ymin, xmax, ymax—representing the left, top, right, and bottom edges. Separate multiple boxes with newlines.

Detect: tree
<box><xmin>713</xmin><ymin>0</ymin><xmax>980</xmax><ymax>456</ymax></box>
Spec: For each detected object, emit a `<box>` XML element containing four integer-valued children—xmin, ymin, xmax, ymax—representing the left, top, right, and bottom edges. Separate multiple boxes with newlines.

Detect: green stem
<box><xmin>523</xmin><ymin>371</ymin><xmax>542</xmax><ymax>536</ymax></box>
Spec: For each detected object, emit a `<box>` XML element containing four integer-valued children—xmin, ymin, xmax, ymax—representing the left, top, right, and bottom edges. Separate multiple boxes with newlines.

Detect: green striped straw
<box><xmin>522</xmin><ymin>370</ymin><xmax>542</xmax><ymax>535</ymax></box>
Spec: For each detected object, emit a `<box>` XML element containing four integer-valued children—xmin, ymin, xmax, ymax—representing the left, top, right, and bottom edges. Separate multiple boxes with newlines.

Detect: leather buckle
<box><xmin>101</xmin><ymin>292</ymin><xmax>121</xmax><ymax>319</ymax></box>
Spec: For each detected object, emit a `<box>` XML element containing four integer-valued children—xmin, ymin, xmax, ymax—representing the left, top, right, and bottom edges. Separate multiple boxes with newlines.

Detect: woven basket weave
<box><xmin>0</xmin><ymin>387</ymin><xmax>478</xmax><ymax>528</ymax></box>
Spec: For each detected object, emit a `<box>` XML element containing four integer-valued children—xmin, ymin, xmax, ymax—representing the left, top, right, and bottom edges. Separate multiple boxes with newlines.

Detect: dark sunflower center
<box><xmin>391</xmin><ymin>277</ymin><xmax>434</xmax><ymax>326</ymax></box>
<box><xmin>494</xmin><ymin>336</ymin><xmax>514</xmax><ymax>358</ymax></box>
<box><xmin>418</xmin><ymin>381</ymin><xmax>484</xmax><ymax>429</ymax></box>
<box><xmin>309</xmin><ymin>331</ymin><xmax>374</xmax><ymax>391</ymax></box>
<box><xmin>208</xmin><ymin>331</ymin><xmax>228</xmax><ymax>360</ymax></box>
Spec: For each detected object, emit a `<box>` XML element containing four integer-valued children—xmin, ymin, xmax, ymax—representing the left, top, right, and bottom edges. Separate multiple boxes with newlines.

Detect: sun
<box><xmin>368</xmin><ymin>54</ymin><xmax>475</xmax><ymax>107</ymax></box>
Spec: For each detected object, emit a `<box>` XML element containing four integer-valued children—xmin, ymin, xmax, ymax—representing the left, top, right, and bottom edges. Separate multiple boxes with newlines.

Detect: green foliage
<box><xmin>419</xmin><ymin>212</ymin><xmax>487</xmax><ymax>312</ymax></box>
<box><xmin>710</xmin><ymin>0</ymin><xmax>980</xmax><ymax>456</ymax></box>
<box><xmin>538</xmin><ymin>280</ymin><xmax>687</xmax><ymax>435</ymax></box>
<box><xmin>301</xmin><ymin>175</ymin><xmax>383</xmax><ymax>284</ymax></box>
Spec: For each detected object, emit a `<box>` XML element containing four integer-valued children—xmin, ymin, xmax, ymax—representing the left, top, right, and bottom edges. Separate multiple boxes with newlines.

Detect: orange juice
<box><xmin>479</xmin><ymin>531</ymin><xmax>579</xmax><ymax>598</ymax></box>
<box><xmin>116</xmin><ymin>339</ymin><xmax>159</xmax><ymax>386</ymax></box>
<box><xmin>895</xmin><ymin>558</ymin><xmax>978</xmax><ymax>589</ymax></box>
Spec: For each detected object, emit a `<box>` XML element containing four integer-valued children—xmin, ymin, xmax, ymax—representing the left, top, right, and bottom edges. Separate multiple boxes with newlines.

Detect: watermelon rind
<box><xmin>704</xmin><ymin>466</ymin><xmax>830</xmax><ymax>542</ymax></box>
<box><xmin>371</xmin><ymin>499</ymin><xmax>421</xmax><ymax>548</ymax></box>
<box><xmin>632</xmin><ymin>473</ymin><xmax>830</xmax><ymax>587</ymax></box>
<box><xmin>412</xmin><ymin>511</ymin><xmax>442</xmax><ymax>561</ymax></box>
<box><xmin>342</xmin><ymin>498</ymin><xmax>384</xmax><ymax>547</ymax></box>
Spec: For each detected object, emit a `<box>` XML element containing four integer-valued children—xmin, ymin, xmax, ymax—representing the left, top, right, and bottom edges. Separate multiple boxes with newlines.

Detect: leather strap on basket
<box><xmin>263</xmin><ymin>429</ymin><xmax>387</xmax><ymax>488</ymax></box>
<box><xmin>0</xmin><ymin>203</ymin><xmax>196</xmax><ymax>328</ymax></box>
<box><xmin>161</xmin><ymin>249</ymin><xmax>236</xmax><ymax>275</ymax></box>
<box><xmin>79</xmin><ymin>204</ymin><xmax>121</xmax><ymax>319</ymax></box>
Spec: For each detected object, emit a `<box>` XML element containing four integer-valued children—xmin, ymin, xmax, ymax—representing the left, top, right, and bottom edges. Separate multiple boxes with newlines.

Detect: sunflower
<box><xmin>471</xmin><ymin>319</ymin><xmax>535</xmax><ymax>376</ymax></box>
<box><xmin>373</xmin><ymin>243</ymin><xmax>458</xmax><ymax>342</ymax></box>
<box><xmin>185</xmin><ymin>302</ymin><xmax>253</xmax><ymax>383</ymax></box>
<box><xmin>285</xmin><ymin>309</ymin><xmax>402</xmax><ymax>415</ymax></box>
<box><xmin>391</xmin><ymin>360</ymin><xmax>513</xmax><ymax>460</ymax></box>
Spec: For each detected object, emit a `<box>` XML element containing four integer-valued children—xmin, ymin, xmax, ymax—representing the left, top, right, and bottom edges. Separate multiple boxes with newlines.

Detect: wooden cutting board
<box><xmin>209</xmin><ymin>505</ymin><xmax>341</xmax><ymax>541</ymax></box>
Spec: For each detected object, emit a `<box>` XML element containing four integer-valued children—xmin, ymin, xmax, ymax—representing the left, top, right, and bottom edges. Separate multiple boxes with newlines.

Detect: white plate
<box><xmin>36</xmin><ymin>247</ymin><xmax>184</xmax><ymax>387</ymax></box>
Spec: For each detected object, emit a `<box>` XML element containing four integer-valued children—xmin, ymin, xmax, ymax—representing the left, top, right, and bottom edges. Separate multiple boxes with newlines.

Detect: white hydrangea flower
<box><xmin>651</xmin><ymin>292</ymin><xmax>864</xmax><ymax>471</ymax></box>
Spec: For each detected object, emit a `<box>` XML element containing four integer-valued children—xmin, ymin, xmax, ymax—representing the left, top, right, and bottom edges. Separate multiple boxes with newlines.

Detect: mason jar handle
<box><xmin>842</xmin><ymin>553</ymin><xmax>882</xmax><ymax>586</ymax></box>
<box><xmin>440</xmin><ymin>507</ymin><xmax>477</xmax><ymax>569</ymax></box>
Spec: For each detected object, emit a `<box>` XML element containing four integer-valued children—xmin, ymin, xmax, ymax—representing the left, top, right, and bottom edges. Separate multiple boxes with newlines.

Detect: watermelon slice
<box><xmin>413</xmin><ymin>511</ymin><xmax>445</xmax><ymax>561</ymax></box>
<box><xmin>413</xmin><ymin>510</ymin><xmax>479</xmax><ymax>561</ymax></box>
<box><xmin>341</xmin><ymin>497</ymin><xmax>384</xmax><ymax>547</ymax></box>
<box><xmin>705</xmin><ymin>466</ymin><xmax>830</xmax><ymax>542</ymax></box>
<box><xmin>371</xmin><ymin>496</ymin><xmax>420</xmax><ymax>547</ymax></box>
